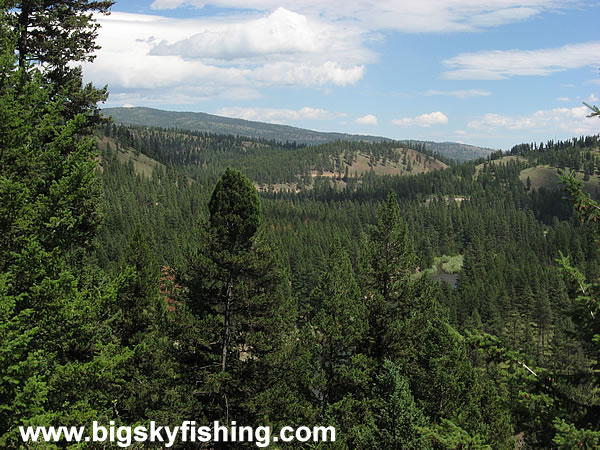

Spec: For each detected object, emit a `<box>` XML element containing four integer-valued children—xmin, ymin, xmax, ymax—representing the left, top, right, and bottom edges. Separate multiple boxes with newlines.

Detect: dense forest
<box><xmin>3</xmin><ymin>1</ymin><xmax>600</xmax><ymax>449</ymax></box>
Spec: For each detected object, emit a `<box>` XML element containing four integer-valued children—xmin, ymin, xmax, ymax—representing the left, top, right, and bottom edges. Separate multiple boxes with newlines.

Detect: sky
<box><xmin>83</xmin><ymin>0</ymin><xmax>600</xmax><ymax>150</ymax></box>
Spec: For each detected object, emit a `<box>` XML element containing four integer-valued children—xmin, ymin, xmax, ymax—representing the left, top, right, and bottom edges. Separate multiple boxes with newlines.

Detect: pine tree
<box><xmin>361</xmin><ymin>192</ymin><xmax>419</xmax><ymax>361</ymax></box>
<box><xmin>307</xmin><ymin>240</ymin><xmax>373</xmax><ymax>447</ymax></box>
<box><xmin>367</xmin><ymin>192</ymin><xmax>416</xmax><ymax>303</ymax></box>
<box><xmin>115</xmin><ymin>227</ymin><xmax>162</xmax><ymax>347</ymax></box>
<box><xmin>309</xmin><ymin>240</ymin><xmax>368</xmax><ymax>408</ymax></box>
<box><xmin>0</xmin><ymin>3</ymin><xmax>137</xmax><ymax>444</ymax></box>
<box><xmin>7</xmin><ymin>0</ymin><xmax>114</xmax><ymax>126</ymax></box>
<box><xmin>184</xmin><ymin>168</ymin><xmax>295</xmax><ymax>425</ymax></box>
<box><xmin>207</xmin><ymin>168</ymin><xmax>261</xmax><ymax>371</ymax></box>
<box><xmin>374</xmin><ymin>359</ymin><xmax>431</xmax><ymax>449</ymax></box>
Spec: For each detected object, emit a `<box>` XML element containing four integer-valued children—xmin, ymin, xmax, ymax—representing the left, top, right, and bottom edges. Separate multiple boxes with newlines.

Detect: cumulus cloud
<box><xmin>443</xmin><ymin>41</ymin><xmax>600</xmax><ymax>80</ymax></box>
<box><xmin>104</xmin><ymin>86</ymin><xmax>262</xmax><ymax>109</ymax></box>
<box><xmin>468</xmin><ymin>106</ymin><xmax>600</xmax><ymax>135</ymax></box>
<box><xmin>392</xmin><ymin>112</ymin><xmax>449</xmax><ymax>127</ymax></box>
<box><xmin>252</xmin><ymin>62</ymin><xmax>365</xmax><ymax>87</ymax></box>
<box><xmin>84</xmin><ymin>9</ymin><xmax>370</xmax><ymax>104</ymax></box>
<box><xmin>215</xmin><ymin>106</ymin><xmax>345</xmax><ymax>123</ymax></box>
<box><xmin>356</xmin><ymin>114</ymin><xmax>378</xmax><ymax>125</ymax></box>
<box><xmin>84</xmin><ymin>1</ymin><xmax>591</xmax><ymax>115</ymax></box>
<box><xmin>425</xmin><ymin>89</ymin><xmax>491</xmax><ymax>98</ymax></box>
<box><xmin>149</xmin><ymin>8</ymin><xmax>367</xmax><ymax>65</ymax></box>
<box><xmin>85</xmin><ymin>13</ymin><xmax>250</xmax><ymax>90</ymax></box>
<box><xmin>149</xmin><ymin>0</ymin><xmax>579</xmax><ymax>33</ymax></box>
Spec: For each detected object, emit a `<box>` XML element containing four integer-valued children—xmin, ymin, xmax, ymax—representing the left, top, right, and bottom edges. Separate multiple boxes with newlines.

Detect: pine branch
<box><xmin>583</xmin><ymin>102</ymin><xmax>600</xmax><ymax>118</ymax></box>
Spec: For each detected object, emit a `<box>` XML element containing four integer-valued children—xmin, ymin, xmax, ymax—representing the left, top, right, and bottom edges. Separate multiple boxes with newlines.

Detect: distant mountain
<box><xmin>102</xmin><ymin>107</ymin><xmax>389</xmax><ymax>144</ymax></box>
<box><xmin>102</xmin><ymin>107</ymin><xmax>495</xmax><ymax>161</ymax></box>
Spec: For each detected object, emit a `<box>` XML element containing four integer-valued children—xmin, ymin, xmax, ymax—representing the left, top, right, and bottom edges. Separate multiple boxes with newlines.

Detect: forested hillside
<box><xmin>103</xmin><ymin>106</ymin><xmax>495</xmax><ymax>162</ymax></box>
<box><xmin>102</xmin><ymin>106</ymin><xmax>390</xmax><ymax>145</ymax></box>
<box><xmin>3</xmin><ymin>1</ymin><xmax>600</xmax><ymax>448</ymax></box>
<box><xmin>97</xmin><ymin>123</ymin><xmax>451</xmax><ymax>190</ymax></box>
<box><xmin>95</xmin><ymin>118</ymin><xmax>600</xmax><ymax>447</ymax></box>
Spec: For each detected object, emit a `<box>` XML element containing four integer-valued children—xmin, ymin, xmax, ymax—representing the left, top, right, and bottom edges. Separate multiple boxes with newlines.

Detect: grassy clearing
<box><xmin>313</xmin><ymin>148</ymin><xmax>447</xmax><ymax>179</ymax></box>
<box><xmin>414</xmin><ymin>254</ymin><xmax>463</xmax><ymax>287</ymax></box>
<box><xmin>260</xmin><ymin>148</ymin><xmax>449</xmax><ymax>193</ymax></box>
<box><xmin>97</xmin><ymin>136</ymin><xmax>165</xmax><ymax>179</ymax></box>
<box><xmin>416</xmin><ymin>254</ymin><xmax>463</xmax><ymax>277</ymax></box>
<box><xmin>426</xmin><ymin>254</ymin><xmax>464</xmax><ymax>275</ymax></box>
<box><xmin>519</xmin><ymin>166</ymin><xmax>600</xmax><ymax>198</ymax></box>
<box><xmin>440</xmin><ymin>254</ymin><xmax>464</xmax><ymax>273</ymax></box>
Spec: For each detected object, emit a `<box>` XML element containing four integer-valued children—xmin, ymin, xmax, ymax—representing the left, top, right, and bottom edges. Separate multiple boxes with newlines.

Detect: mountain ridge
<box><xmin>102</xmin><ymin>106</ymin><xmax>495</xmax><ymax>161</ymax></box>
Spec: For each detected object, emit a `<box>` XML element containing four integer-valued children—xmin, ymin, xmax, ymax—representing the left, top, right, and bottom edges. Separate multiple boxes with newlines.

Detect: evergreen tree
<box><xmin>0</xmin><ymin>2</ymin><xmax>135</xmax><ymax>444</ymax></box>
<box><xmin>209</xmin><ymin>167</ymin><xmax>261</xmax><ymax>255</ymax></box>
<box><xmin>207</xmin><ymin>168</ymin><xmax>262</xmax><ymax>372</ymax></box>
<box><xmin>7</xmin><ymin>0</ymin><xmax>114</xmax><ymax>126</ymax></box>
<box><xmin>361</xmin><ymin>192</ymin><xmax>418</xmax><ymax>361</ymax></box>
<box><xmin>115</xmin><ymin>227</ymin><xmax>162</xmax><ymax>346</ymax></box>
<box><xmin>309</xmin><ymin>240</ymin><xmax>368</xmax><ymax>409</ymax></box>
<box><xmin>183</xmin><ymin>168</ymin><xmax>295</xmax><ymax>426</ymax></box>
<box><xmin>308</xmin><ymin>240</ymin><xmax>373</xmax><ymax>447</ymax></box>
<box><xmin>374</xmin><ymin>359</ymin><xmax>431</xmax><ymax>449</ymax></box>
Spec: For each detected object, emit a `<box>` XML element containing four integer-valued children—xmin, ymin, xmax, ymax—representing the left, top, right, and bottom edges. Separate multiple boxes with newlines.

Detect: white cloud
<box><xmin>252</xmin><ymin>62</ymin><xmax>365</xmax><ymax>87</ymax></box>
<box><xmin>469</xmin><ymin>113</ymin><xmax>535</xmax><ymax>130</ymax></box>
<box><xmin>356</xmin><ymin>114</ymin><xmax>378</xmax><ymax>125</ymax></box>
<box><xmin>149</xmin><ymin>8</ymin><xmax>368</xmax><ymax>65</ymax></box>
<box><xmin>587</xmin><ymin>93</ymin><xmax>599</xmax><ymax>102</ymax></box>
<box><xmin>466</xmin><ymin>7</ymin><xmax>539</xmax><ymax>27</ymax></box>
<box><xmin>85</xmin><ymin>13</ymin><xmax>250</xmax><ymax>90</ymax></box>
<box><xmin>103</xmin><ymin>86</ymin><xmax>262</xmax><ymax>108</ymax></box>
<box><xmin>151</xmin><ymin>0</ymin><xmax>185</xmax><ymax>7</ymax></box>
<box><xmin>468</xmin><ymin>106</ymin><xmax>600</xmax><ymax>135</ymax></box>
<box><xmin>84</xmin><ymin>9</ymin><xmax>370</xmax><ymax>103</ymax></box>
<box><xmin>557</xmin><ymin>97</ymin><xmax>569</xmax><ymax>102</ymax></box>
<box><xmin>84</xmin><ymin>2</ymin><xmax>592</xmax><ymax>114</ymax></box>
<box><xmin>214</xmin><ymin>106</ymin><xmax>345</xmax><ymax>123</ymax></box>
<box><xmin>392</xmin><ymin>112</ymin><xmax>449</xmax><ymax>127</ymax></box>
<box><xmin>425</xmin><ymin>89</ymin><xmax>491</xmax><ymax>98</ymax></box>
<box><xmin>150</xmin><ymin>1</ymin><xmax>580</xmax><ymax>33</ymax></box>
<box><xmin>443</xmin><ymin>41</ymin><xmax>600</xmax><ymax>80</ymax></box>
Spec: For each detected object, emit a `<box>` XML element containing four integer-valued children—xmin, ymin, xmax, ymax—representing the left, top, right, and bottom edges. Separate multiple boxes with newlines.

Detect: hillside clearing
<box><xmin>96</xmin><ymin>136</ymin><xmax>166</xmax><ymax>178</ymax></box>
<box><xmin>519</xmin><ymin>165</ymin><xmax>600</xmax><ymax>198</ymax></box>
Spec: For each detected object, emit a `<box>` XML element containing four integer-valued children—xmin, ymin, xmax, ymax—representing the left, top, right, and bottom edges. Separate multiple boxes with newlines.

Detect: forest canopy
<box><xmin>2</xmin><ymin>1</ymin><xmax>600</xmax><ymax>449</ymax></box>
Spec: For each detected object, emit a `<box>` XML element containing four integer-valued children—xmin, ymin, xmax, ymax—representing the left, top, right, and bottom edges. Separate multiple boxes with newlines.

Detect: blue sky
<box><xmin>84</xmin><ymin>0</ymin><xmax>600</xmax><ymax>150</ymax></box>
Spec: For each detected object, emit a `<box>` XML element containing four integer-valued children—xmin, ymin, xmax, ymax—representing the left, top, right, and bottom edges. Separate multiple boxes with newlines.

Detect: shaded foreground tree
<box><xmin>181</xmin><ymin>168</ymin><xmax>295</xmax><ymax>425</ymax></box>
<box><xmin>358</xmin><ymin>193</ymin><xmax>513</xmax><ymax>448</ymax></box>
<box><xmin>374</xmin><ymin>359</ymin><xmax>431</xmax><ymax>449</ymax></box>
<box><xmin>550</xmin><ymin>102</ymin><xmax>600</xmax><ymax>447</ymax></box>
<box><xmin>0</xmin><ymin>2</ymin><xmax>154</xmax><ymax>446</ymax></box>
<box><xmin>7</xmin><ymin>0</ymin><xmax>114</xmax><ymax>126</ymax></box>
<box><xmin>208</xmin><ymin>168</ymin><xmax>262</xmax><ymax>372</ymax></box>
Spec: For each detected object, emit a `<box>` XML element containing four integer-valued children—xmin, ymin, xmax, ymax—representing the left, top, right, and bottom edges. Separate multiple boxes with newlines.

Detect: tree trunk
<box><xmin>18</xmin><ymin>2</ymin><xmax>32</xmax><ymax>69</ymax></box>
<box><xmin>221</xmin><ymin>280</ymin><xmax>233</xmax><ymax>372</ymax></box>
